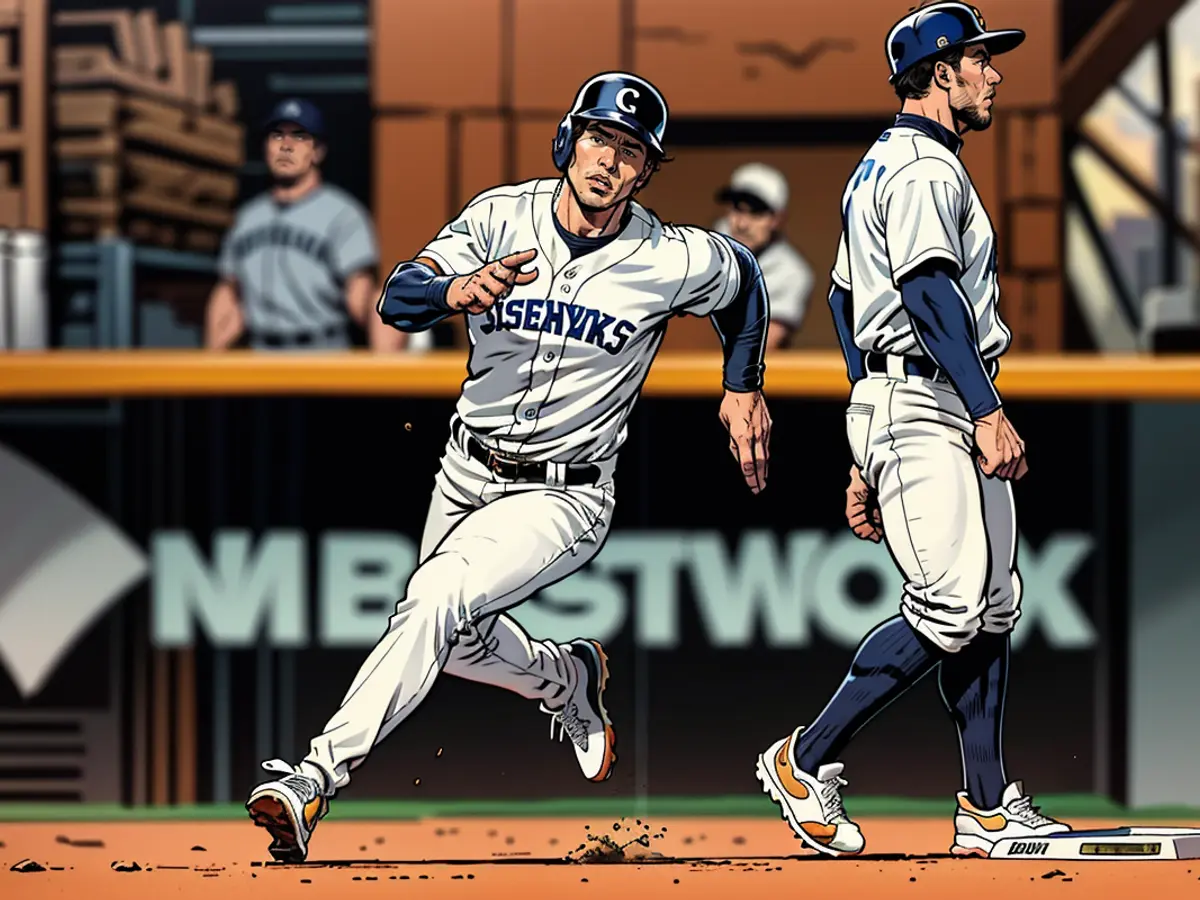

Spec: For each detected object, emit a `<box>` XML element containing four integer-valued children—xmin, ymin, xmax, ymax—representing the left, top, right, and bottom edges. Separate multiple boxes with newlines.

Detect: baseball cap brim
<box><xmin>889</xmin><ymin>27</ymin><xmax>1026</xmax><ymax>82</ymax></box>
<box><xmin>576</xmin><ymin>108</ymin><xmax>664</xmax><ymax>156</ymax></box>
<box><xmin>716</xmin><ymin>188</ymin><xmax>774</xmax><ymax>213</ymax></box>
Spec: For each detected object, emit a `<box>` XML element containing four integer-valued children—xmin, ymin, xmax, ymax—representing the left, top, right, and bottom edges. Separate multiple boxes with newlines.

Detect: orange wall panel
<box><xmin>458</xmin><ymin>115</ymin><xmax>507</xmax><ymax>207</ymax></box>
<box><xmin>1006</xmin><ymin>111</ymin><xmax>1062</xmax><ymax>199</ymax></box>
<box><xmin>632</xmin><ymin>0</ymin><xmax>1056</xmax><ymax>116</ymax></box>
<box><xmin>515</xmin><ymin>116</ymin><xmax>559</xmax><ymax>183</ymax></box>
<box><xmin>372</xmin><ymin>0</ymin><xmax>504</xmax><ymax>109</ymax></box>
<box><xmin>374</xmin><ymin>115</ymin><xmax>450</xmax><ymax>271</ymax></box>
<box><xmin>513</xmin><ymin>0</ymin><xmax>624</xmax><ymax>112</ymax></box>
<box><xmin>1010</xmin><ymin>206</ymin><xmax>1060</xmax><ymax>271</ymax></box>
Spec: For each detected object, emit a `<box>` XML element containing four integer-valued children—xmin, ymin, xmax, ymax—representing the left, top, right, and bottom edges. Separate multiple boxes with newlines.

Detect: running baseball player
<box><xmin>245</xmin><ymin>71</ymin><xmax>772</xmax><ymax>862</ymax></box>
<box><xmin>204</xmin><ymin>98</ymin><xmax>404</xmax><ymax>351</ymax></box>
<box><xmin>755</xmin><ymin>2</ymin><xmax>1072</xmax><ymax>858</ymax></box>
<box><xmin>715</xmin><ymin>163</ymin><xmax>813</xmax><ymax>348</ymax></box>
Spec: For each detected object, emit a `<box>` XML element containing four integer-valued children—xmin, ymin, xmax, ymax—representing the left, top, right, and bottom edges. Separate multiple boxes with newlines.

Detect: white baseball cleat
<box><xmin>950</xmin><ymin>780</ymin><xmax>1072</xmax><ymax>857</ymax></box>
<box><xmin>755</xmin><ymin>726</ymin><xmax>865</xmax><ymax>856</ymax></box>
<box><xmin>246</xmin><ymin>759</ymin><xmax>330</xmax><ymax>863</ymax></box>
<box><xmin>540</xmin><ymin>639</ymin><xmax>617</xmax><ymax>782</ymax></box>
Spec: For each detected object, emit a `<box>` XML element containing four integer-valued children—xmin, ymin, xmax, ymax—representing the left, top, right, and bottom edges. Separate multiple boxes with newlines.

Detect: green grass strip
<box><xmin>0</xmin><ymin>794</ymin><xmax>1197</xmax><ymax>822</ymax></box>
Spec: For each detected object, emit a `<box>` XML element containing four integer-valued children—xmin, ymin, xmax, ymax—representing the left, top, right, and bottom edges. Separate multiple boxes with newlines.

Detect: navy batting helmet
<box><xmin>551</xmin><ymin>72</ymin><xmax>668</xmax><ymax>171</ymax></box>
<box><xmin>886</xmin><ymin>2</ymin><xmax>1024</xmax><ymax>84</ymax></box>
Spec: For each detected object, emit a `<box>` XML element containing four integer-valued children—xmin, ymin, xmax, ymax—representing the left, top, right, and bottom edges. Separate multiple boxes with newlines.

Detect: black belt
<box><xmin>864</xmin><ymin>352</ymin><xmax>997</xmax><ymax>381</ymax></box>
<box><xmin>250</xmin><ymin>325</ymin><xmax>347</xmax><ymax>347</ymax></box>
<box><xmin>463</xmin><ymin>434</ymin><xmax>601</xmax><ymax>486</ymax></box>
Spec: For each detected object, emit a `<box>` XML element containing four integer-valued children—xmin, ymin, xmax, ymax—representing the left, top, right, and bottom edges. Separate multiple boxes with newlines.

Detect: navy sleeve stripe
<box><xmin>897</xmin><ymin>259</ymin><xmax>1001</xmax><ymax>419</ymax></box>
<box><xmin>711</xmin><ymin>239</ymin><xmax>767</xmax><ymax>392</ymax></box>
<box><xmin>828</xmin><ymin>284</ymin><xmax>865</xmax><ymax>383</ymax></box>
<box><xmin>377</xmin><ymin>261</ymin><xmax>456</xmax><ymax>332</ymax></box>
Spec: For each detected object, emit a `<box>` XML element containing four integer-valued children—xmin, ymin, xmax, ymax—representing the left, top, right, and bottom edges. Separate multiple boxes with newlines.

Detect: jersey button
<box><xmin>561</xmin><ymin>285</ymin><xmax>571</xmax><ymax>294</ymax></box>
<box><xmin>523</xmin><ymin>408</ymin><xmax>536</xmax><ymax>420</ymax></box>
<box><xmin>565</xmin><ymin>268</ymin><xmax>578</xmax><ymax>279</ymax></box>
<box><xmin>543</xmin><ymin>351</ymin><xmax>555</xmax><ymax>362</ymax></box>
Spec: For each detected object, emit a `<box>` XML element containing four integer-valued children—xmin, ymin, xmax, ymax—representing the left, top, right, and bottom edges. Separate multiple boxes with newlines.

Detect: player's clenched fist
<box><xmin>845</xmin><ymin>465</ymin><xmax>883</xmax><ymax>542</ymax></box>
<box><xmin>973</xmin><ymin>407</ymin><xmax>1028</xmax><ymax>481</ymax></box>
<box><xmin>447</xmin><ymin>248</ymin><xmax>539</xmax><ymax>315</ymax></box>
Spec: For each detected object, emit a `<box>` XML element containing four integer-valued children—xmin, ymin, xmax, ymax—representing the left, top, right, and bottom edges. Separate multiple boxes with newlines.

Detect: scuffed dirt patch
<box><xmin>566</xmin><ymin>816</ymin><xmax>670</xmax><ymax>864</ymax></box>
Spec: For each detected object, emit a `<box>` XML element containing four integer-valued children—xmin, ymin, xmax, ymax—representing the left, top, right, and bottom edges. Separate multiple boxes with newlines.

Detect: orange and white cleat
<box><xmin>755</xmin><ymin>726</ymin><xmax>865</xmax><ymax>856</ymax></box>
<box><xmin>951</xmin><ymin>780</ymin><xmax>1071</xmax><ymax>857</ymax></box>
<box><xmin>540</xmin><ymin>639</ymin><xmax>617</xmax><ymax>782</ymax></box>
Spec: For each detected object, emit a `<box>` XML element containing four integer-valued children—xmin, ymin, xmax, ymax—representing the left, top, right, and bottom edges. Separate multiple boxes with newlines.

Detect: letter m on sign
<box><xmin>151</xmin><ymin>530</ymin><xmax>307</xmax><ymax>648</ymax></box>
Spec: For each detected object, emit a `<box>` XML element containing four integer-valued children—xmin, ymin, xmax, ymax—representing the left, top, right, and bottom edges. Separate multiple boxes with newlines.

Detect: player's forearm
<box><xmin>898</xmin><ymin>260</ymin><xmax>1001</xmax><ymax>419</ymax></box>
<box><xmin>204</xmin><ymin>282</ymin><xmax>243</xmax><ymax>349</ymax></box>
<box><xmin>827</xmin><ymin>284</ymin><xmax>865</xmax><ymax>382</ymax></box>
<box><xmin>376</xmin><ymin>261</ymin><xmax>456</xmax><ymax>332</ymax></box>
<box><xmin>712</xmin><ymin>242</ymin><xmax>768</xmax><ymax>392</ymax></box>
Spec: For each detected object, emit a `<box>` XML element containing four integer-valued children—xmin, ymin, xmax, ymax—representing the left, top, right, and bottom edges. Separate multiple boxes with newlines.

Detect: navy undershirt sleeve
<box><xmin>376</xmin><ymin>261</ymin><xmax>456</xmax><ymax>332</ymax></box>
<box><xmin>828</xmin><ymin>284</ymin><xmax>865</xmax><ymax>383</ymax></box>
<box><xmin>898</xmin><ymin>259</ymin><xmax>1002</xmax><ymax>419</ymax></box>
<box><xmin>711</xmin><ymin>239</ymin><xmax>768</xmax><ymax>392</ymax></box>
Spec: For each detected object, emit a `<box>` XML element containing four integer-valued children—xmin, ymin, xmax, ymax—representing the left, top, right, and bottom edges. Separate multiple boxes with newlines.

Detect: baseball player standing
<box><xmin>715</xmin><ymin>163</ymin><xmax>814</xmax><ymax>348</ymax></box>
<box><xmin>755</xmin><ymin>2</ymin><xmax>1072</xmax><ymax>858</ymax></box>
<box><xmin>244</xmin><ymin>71</ymin><xmax>773</xmax><ymax>863</ymax></box>
<box><xmin>203</xmin><ymin>98</ymin><xmax>404</xmax><ymax>351</ymax></box>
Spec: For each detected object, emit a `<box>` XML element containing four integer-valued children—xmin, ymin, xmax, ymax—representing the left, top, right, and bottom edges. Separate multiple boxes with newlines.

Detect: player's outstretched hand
<box><xmin>719</xmin><ymin>389</ymin><xmax>771</xmax><ymax>494</ymax></box>
<box><xmin>845</xmin><ymin>465</ymin><xmax>883</xmax><ymax>542</ymax></box>
<box><xmin>973</xmin><ymin>407</ymin><xmax>1029</xmax><ymax>481</ymax></box>
<box><xmin>447</xmin><ymin>249</ymin><xmax>539</xmax><ymax>314</ymax></box>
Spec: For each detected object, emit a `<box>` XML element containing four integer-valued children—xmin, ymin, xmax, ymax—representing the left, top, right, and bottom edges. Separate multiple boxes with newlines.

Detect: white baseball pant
<box><xmin>845</xmin><ymin>354</ymin><xmax>1021</xmax><ymax>654</ymax></box>
<box><xmin>300</xmin><ymin>417</ymin><xmax>616</xmax><ymax>793</ymax></box>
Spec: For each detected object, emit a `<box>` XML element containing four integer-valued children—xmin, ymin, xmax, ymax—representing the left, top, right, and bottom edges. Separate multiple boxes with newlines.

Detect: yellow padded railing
<box><xmin>1</xmin><ymin>351</ymin><xmax>1200</xmax><ymax>399</ymax></box>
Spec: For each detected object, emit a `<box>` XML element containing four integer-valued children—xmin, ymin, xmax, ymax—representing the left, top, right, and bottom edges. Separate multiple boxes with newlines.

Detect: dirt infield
<box><xmin>3</xmin><ymin>816</ymin><xmax>1198</xmax><ymax>899</ymax></box>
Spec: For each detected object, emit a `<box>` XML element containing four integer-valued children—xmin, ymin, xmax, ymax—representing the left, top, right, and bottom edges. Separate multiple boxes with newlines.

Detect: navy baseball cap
<box><xmin>262</xmin><ymin>98</ymin><xmax>325</xmax><ymax>138</ymax></box>
<box><xmin>886</xmin><ymin>2</ymin><xmax>1024</xmax><ymax>83</ymax></box>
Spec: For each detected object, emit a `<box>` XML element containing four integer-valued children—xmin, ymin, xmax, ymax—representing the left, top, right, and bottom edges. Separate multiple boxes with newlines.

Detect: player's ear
<box><xmin>314</xmin><ymin>142</ymin><xmax>327</xmax><ymax>165</ymax></box>
<box><xmin>933</xmin><ymin>60</ymin><xmax>954</xmax><ymax>90</ymax></box>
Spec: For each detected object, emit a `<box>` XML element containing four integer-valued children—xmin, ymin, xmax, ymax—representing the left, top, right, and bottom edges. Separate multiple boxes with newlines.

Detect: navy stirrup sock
<box><xmin>793</xmin><ymin>615</ymin><xmax>940</xmax><ymax>774</ymax></box>
<box><xmin>937</xmin><ymin>630</ymin><xmax>1010</xmax><ymax>811</ymax></box>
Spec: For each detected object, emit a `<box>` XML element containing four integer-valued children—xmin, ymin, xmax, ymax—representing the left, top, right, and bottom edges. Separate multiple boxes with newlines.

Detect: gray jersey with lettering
<box><xmin>218</xmin><ymin>184</ymin><xmax>378</xmax><ymax>347</ymax></box>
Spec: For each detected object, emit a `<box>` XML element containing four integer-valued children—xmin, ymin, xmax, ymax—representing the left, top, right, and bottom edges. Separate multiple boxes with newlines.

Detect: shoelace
<box><xmin>818</xmin><ymin>773</ymin><xmax>850</xmax><ymax>823</ymax></box>
<box><xmin>548</xmin><ymin>703</ymin><xmax>591</xmax><ymax>751</ymax></box>
<box><xmin>1007</xmin><ymin>794</ymin><xmax>1056</xmax><ymax>827</ymax></box>
<box><xmin>262</xmin><ymin>759</ymin><xmax>321</xmax><ymax>807</ymax></box>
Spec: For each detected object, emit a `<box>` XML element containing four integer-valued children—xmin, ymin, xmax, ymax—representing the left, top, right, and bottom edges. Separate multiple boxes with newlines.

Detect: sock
<box><xmin>793</xmin><ymin>615</ymin><xmax>941</xmax><ymax>774</ymax></box>
<box><xmin>937</xmin><ymin>630</ymin><xmax>1009</xmax><ymax>811</ymax></box>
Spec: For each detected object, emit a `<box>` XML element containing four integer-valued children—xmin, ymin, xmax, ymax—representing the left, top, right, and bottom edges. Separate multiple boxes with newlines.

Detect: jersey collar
<box><xmin>892</xmin><ymin>113</ymin><xmax>963</xmax><ymax>156</ymax></box>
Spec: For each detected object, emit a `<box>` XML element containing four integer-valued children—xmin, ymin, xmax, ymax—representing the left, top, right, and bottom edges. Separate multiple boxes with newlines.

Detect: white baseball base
<box><xmin>989</xmin><ymin>827</ymin><xmax>1200</xmax><ymax>860</ymax></box>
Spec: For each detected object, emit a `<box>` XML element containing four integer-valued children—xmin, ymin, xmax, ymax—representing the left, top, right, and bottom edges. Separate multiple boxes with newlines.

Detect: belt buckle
<box><xmin>485</xmin><ymin>447</ymin><xmax>523</xmax><ymax>476</ymax></box>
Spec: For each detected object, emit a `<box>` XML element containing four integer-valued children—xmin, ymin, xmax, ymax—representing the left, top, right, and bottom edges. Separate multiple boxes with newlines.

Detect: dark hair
<box><xmin>892</xmin><ymin>45</ymin><xmax>966</xmax><ymax>100</ymax></box>
<box><xmin>563</xmin><ymin>120</ymin><xmax>671</xmax><ymax>194</ymax></box>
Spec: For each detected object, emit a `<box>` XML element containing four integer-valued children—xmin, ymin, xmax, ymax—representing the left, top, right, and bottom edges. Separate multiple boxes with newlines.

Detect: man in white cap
<box><xmin>715</xmin><ymin>162</ymin><xmax>813</xmax><ymax>348</ymax></box>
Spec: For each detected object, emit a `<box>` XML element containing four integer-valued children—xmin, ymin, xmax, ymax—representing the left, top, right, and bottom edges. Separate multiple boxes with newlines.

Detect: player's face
<box><xmin>265</xmin><ymin>122</ymin><xmax>324</xmax><ymax>183</ymax></box>
<box><xmin>726</xmin><ymin>202</ymin><xmax>782</xmax><ymax>253</ymax></box>
<box><xmin>566</xmin><ymin>123</ymin><xmax>650</xmax><ymax>210</ymax></box>
<box><xmin>945</xmin><ymin>44</ymin><xmax>1002</xmax><ymax>131</ymax></box>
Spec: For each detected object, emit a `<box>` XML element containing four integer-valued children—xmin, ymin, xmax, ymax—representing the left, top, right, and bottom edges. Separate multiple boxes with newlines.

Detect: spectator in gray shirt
<box><xmin>204</xmin><ymin>98</ymin><xmax>403</xmax><ymax>351</ymax></box>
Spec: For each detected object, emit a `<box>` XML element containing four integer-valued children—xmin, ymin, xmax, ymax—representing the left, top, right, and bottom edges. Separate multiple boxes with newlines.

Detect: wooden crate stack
<box><xmin>0</xmin><ymin>0</ymin><xmax>47</xmax><ymax>232</ymax></box>
<box><xmin>52</xmin><ymin>8</ymin><xmax>244</xmax><ymax>254</ymax></box>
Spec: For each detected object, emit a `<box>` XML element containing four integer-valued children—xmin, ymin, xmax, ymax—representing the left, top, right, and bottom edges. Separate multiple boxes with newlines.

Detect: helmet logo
<box><xmin>283</xmin><ymin>101</ymin><xmax>301</xmax><ymax>117</ymax></box>
<box><xmin>616</xmin><ymin>87</ymin><xmax>640</xmax><ymax>114</ymax></box>
<box><xmin>936</xmin><ymin>35</ymin><xmax>949</xmax><ymax>48</ymax></box>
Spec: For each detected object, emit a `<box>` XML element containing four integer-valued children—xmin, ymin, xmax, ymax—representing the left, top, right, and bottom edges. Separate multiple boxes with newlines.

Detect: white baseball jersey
<box><xmin>715</xmin><ymin>216</ymin><xmax>812</xmax><ymax>328</ymax></box>
<box><xmin>418</xmin><ymin>177</ymin><xmax>744</xmax><ymax>463</ymax></box>
<box><xmin>831</xmin><ymin>118</ymin><xmax>1011</xmax><ymax>360</ymax></box>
